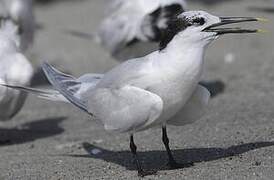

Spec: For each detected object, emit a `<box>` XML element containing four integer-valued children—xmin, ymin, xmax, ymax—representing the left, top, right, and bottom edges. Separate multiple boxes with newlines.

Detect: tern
<box><xmin>0</xmin><ymin>0</ymin><xmax>35</xmax><ymax>52</ymax></box>
<box><xmin>2</xmin><ymin>11</ymin><xmax>263</xmax><ymax>176</ymax></box>
<box><xmin>0</xmin><ymin>18</ymin><xmax>33</xmax><ymax>120</ymax></box>
<box><xmin>96</xmin><ymin>0</ymin><xmax>186</xmax><ymax>59</ymax></box>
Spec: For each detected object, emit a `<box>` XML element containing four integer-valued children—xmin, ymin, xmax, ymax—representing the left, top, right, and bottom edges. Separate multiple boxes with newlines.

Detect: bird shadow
<box><xmin>199</xmin><ymin>80</ymin><xmax>226</xmax><ymax>98</ymax></box>
<box><xmin>65</xmin><ymin>141</ymin><xmax>274</xmax><ymax>172</ymax></box>
<box><xmin>248</xmin><ymin>6</ymin><xmax>274</xmax><ymax>13</ymax></box>
<box><xmin>0</xmin><ymin>117</ymin><xmax>66</xmax><ymax>146</ymax></box>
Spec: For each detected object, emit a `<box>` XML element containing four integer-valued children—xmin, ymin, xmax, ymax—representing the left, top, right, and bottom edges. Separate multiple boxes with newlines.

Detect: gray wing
<box><xmin>42</xmin><ymin>63</ymin><xmax>102</xmax><ymax>115</ymax></box>
<box><xmin>41</xmin><ymin>63</ymin><xmax>164</xmax><ymax>133</ymax></box>
<box><xmin>0</xmin><ymin>64</ymin><xmax>103</xmax><ymax>106</ymax></box>
<box><xmin>167</xmin><ymin>85</ymin><xmax>210</xmax><ymax>126</ymax></box>
<box><xmin>78</xmin><ymin>73</ymin><xmax>103</xmax><ymax>83</ymax></box>
<box><xmin>88</xmin><ymin>85</ymin><xmax>163</xmax><ymax>133</ymax></box>
<box><xmin>95</xmin><ymin>56</ymin><xmax>152</xmax><ymax>88</ymax></box>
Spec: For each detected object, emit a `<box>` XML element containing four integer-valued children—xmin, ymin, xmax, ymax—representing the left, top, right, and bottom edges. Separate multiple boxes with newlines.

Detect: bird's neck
<box><xmin>165</xmin><ymin>32</ymin><xmax>209</xmax><ymax>52</ymax></box>
<box><xmin>156</xmin><ymin>34</ymin><xmax>207</xmax><ymax>68</ymax></box>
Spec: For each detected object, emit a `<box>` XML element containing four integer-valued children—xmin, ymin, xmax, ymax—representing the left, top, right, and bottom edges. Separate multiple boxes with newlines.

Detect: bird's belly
<box><xmin>162</xmin><ymin>86</ymin><xmax>196</xmax><ymax>121</ymax></box>
<box><xmin>147</xmin><ymin>79</ymin><xmax>198</xmax><ymax>128</ymax></box>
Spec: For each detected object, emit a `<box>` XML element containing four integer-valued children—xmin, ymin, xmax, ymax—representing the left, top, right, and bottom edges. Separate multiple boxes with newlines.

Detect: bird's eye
<box><xmin>192</xmin><ymin>17</ymin><xmax>206</xmax><ymax>26</ymax></box>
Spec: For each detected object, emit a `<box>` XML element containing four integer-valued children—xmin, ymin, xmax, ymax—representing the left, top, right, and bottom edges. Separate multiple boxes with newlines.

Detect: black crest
<box><xmin>159</xmin><ymin>14</ymin><xmax>207</xmax><ymax>50</ymax></box>
<box><xmin>159</xmin><ymin>17</ymin><xmax>188</xmax><ymax>50</ymax></box>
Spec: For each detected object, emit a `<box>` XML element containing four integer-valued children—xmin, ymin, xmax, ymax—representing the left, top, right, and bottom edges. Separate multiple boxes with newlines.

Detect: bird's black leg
<box><xmin>162</xmin><ymin>126</ymin><xmax>177</xmax><ymax>166</ymax></box>
<box><xmin>130</xmin><ymin>135</ymin><xmax>156</xmax><ymax>177</ymax></box>
<box><xmin>162</xmin><ymin>126</ymin><xmax>193</xmax><ymax>169</ymax></box>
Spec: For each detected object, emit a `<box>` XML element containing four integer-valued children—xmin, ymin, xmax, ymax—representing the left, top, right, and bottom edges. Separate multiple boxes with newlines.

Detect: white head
<box><xmin>160</xmin><ymin>11</ymin><xmax>262</xmax><ymax>50</ymax></box>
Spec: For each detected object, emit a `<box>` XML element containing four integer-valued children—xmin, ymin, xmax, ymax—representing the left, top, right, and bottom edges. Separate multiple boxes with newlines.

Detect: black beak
<box><xmin>203</xmin><ymin>17</ymin><xmax>266</xmax><ymax>34</ymax></box>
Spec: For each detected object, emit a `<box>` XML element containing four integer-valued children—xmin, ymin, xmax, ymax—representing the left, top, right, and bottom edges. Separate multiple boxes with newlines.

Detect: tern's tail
<box><xmin>0</xmin><ymin>84</ymin><xmax>69</xmax><ymax>103</ymax></box>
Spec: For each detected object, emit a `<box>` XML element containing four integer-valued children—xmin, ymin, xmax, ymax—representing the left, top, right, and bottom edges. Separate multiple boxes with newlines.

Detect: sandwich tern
<box><xmin>0</xmin><ymin>0</ymin><xmax>35</xmax><ymax>52</ymax></box>
<box><xmin>0</xmin><ymin>18</ymin><xmax>33</xmax><ymax>120</ymax></box>
<box><xmin>2</xmin><ymin>11</ymin><xmax>263</xmax><ymax>176</ymax></box>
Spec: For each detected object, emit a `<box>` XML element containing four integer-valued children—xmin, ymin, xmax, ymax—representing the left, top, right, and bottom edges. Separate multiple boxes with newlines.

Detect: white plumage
<box><xmin>0</xmin><ymin>19</ymin><xmax>33</xmax><ymax>120</ymax></box>
<box><xmin>0</xmin><ymin>0</ymin><xmax>35</xmax><ymax>52</ymax></box>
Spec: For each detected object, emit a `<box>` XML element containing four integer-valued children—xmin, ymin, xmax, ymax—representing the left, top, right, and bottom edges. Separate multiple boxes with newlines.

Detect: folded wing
<box><xmin>42</xmin><ymin>63</ymin><xmax>102</xmax><ymax>115</ymax></box>
<box><xmin>42</xmin><ymin>62</ymin><xmax>164</xmax><ymax>133</ymax></box>
<box><xmin>88</xmin><ymin>85</ymin><xmax>163</xmax><ymax>133</ymax></box>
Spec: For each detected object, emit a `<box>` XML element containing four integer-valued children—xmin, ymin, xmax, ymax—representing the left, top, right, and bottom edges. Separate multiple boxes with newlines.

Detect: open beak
<box><xmin>203</xmin><ymin>17</ymin><xmax>266</xmax><ymax>34</ymax></box>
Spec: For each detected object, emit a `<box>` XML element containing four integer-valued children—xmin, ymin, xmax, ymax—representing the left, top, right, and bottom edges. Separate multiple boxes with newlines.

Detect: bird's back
<box><xmin>96</xmin><ymin>53</ymin><xmax>157</xmax><ymax>89</ymax></box>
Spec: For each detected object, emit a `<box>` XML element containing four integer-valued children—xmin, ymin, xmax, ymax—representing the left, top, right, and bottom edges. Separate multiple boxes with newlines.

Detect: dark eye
<box><xmin>193</xmin><ymin>17</ymin><xmax>205</xmax><ymax>25</ymax></box>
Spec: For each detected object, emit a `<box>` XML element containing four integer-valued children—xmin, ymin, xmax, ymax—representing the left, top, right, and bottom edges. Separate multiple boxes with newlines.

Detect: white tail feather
<box><xmin>0</xmin><ymin>84</ymin><xmax>69</xmax><ymax>103</ymax></box>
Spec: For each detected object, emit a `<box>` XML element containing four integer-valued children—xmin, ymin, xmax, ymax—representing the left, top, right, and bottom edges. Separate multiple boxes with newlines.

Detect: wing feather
<box><xmin>42</xmin><ymin>63</ymin><xmax>94</xmax><ymax>115</ymax></box>
<box><xmin>89</xmin><ymin>85</ymin><xmax>163</xmax><ymax>133</ymax></box>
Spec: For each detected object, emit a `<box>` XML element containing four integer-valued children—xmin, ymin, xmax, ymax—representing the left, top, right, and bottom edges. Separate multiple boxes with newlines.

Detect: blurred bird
<box><xmin>96</xmin><ymin>0</ymin><xmax>187</xmax><ymax>60</ymax></box>
<box><xmin>0</xmin><ymin>0</ymin><xmax>35</xmax><ymax>52</ymax></box>
<box><xmin>2</xmin><ymin>11</ymin><xmax>262</xmax><ymax>176</ymax></box>
<box><xmin>0</xmin><ymin>18</ymin><xmax>33</xmax><ymax>120</ymax></box>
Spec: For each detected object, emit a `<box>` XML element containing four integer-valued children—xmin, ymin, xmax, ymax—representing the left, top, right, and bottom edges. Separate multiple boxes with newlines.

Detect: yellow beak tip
<box><xmin>257</xmin><ymin>29</ymin><xmax>269</xmax><ymax>33</ymax></box>
<box><xmin>256</xmin><ymin>18</ymin><xmax>269</xmax><ymax>22</ymax></box>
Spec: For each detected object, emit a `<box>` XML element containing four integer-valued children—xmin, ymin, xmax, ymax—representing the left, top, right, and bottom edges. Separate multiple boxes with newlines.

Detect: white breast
<box><xmin>145</xmin><ymin>48</ymin><xmax>204</xmax><ymax>126</ymax></box>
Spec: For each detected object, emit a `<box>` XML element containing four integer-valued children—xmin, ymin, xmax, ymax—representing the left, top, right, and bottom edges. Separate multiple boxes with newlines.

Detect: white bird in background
<box><xmin>3</xmin><ymin>11</ymin><xmax>262</xmax><ymax>176</ymax></box>
<box><xmin>0</xmin><ymin>0</ymin><xmax>35</xmax><ymax>52</ymax></box>
<box><xmin>0</xmin><ymin>18</ymin><xmax>33</xmax><ymax>120</ymax></box>
<box><xmin>96</xmin><ymin>0</ymin><xmax>187</xmax><ymax>60</ymax></box>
